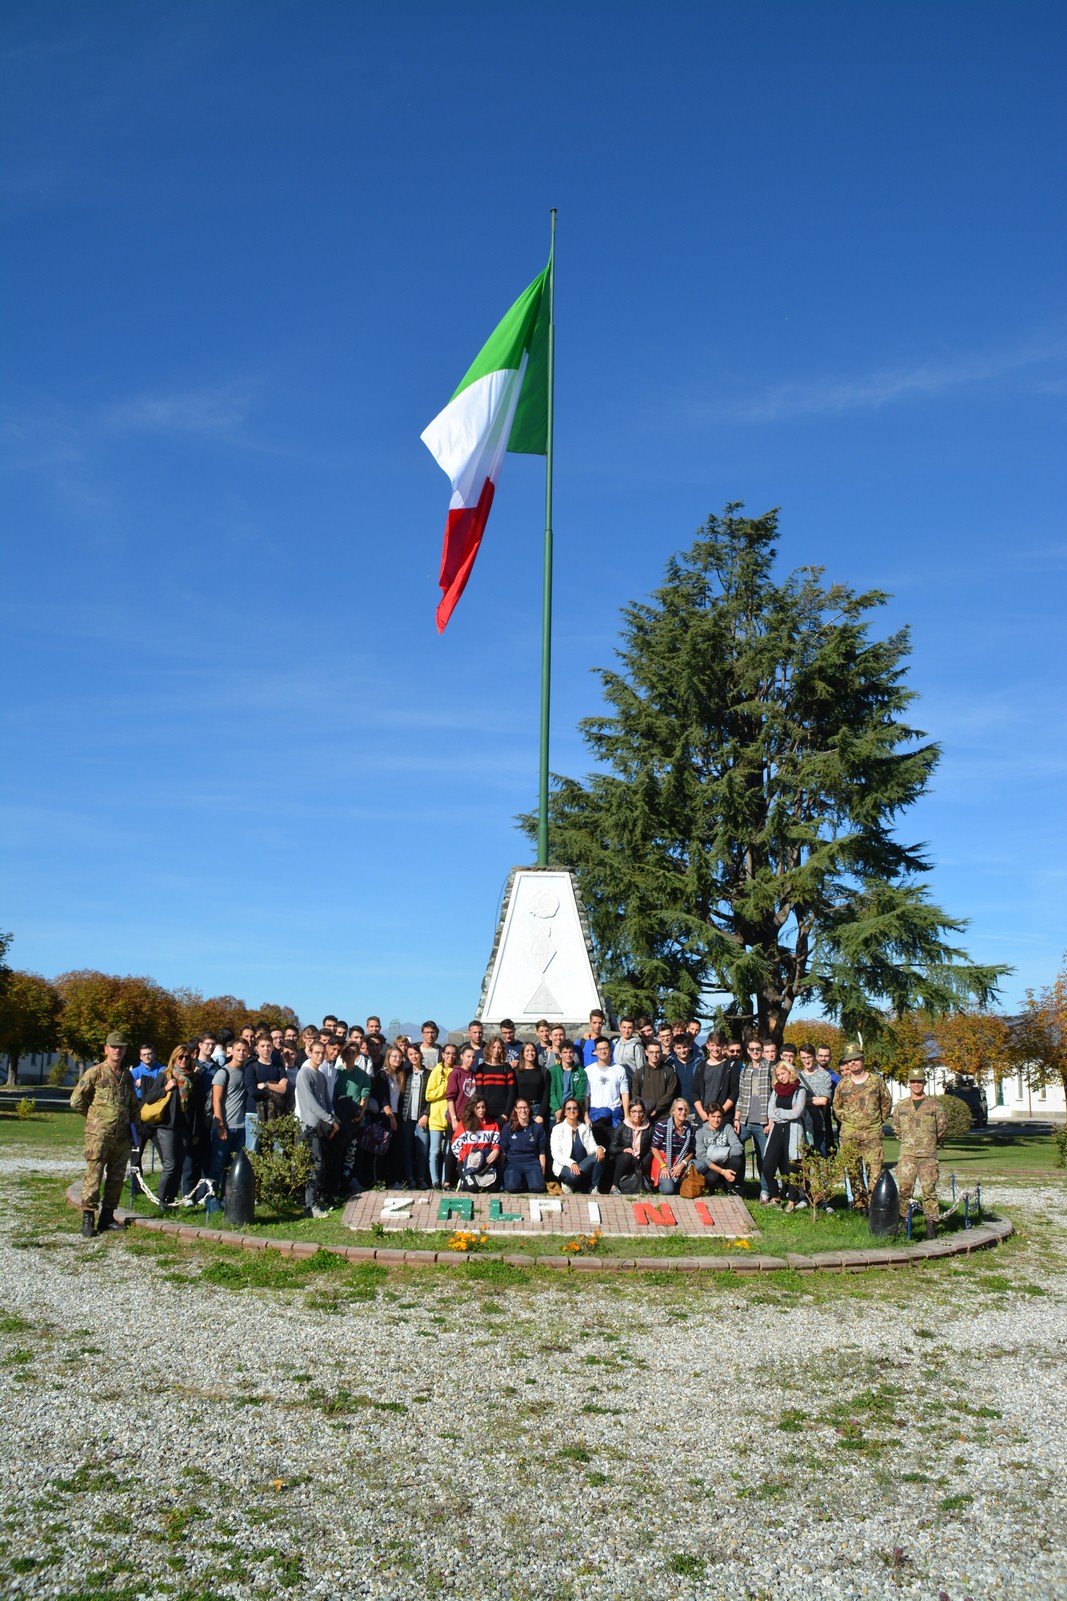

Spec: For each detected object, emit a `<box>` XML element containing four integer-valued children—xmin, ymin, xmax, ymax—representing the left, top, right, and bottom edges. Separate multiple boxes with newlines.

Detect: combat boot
<box><xmin>95</xmin><ymin>1208</ymin><xmax>125</xmax><ymax>1233</ymax></box>
<box><xmin>80</xmin><ymin>1210</ymin><xmax>96</xmax><ymax>1238</ymax></box>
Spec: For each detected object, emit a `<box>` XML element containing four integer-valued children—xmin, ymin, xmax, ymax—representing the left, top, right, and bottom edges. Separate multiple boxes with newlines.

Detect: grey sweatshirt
<box><xmin>295</xmin><ymin>1063</ymin><xmax>335</xmax><ymax>1135</ymax></box>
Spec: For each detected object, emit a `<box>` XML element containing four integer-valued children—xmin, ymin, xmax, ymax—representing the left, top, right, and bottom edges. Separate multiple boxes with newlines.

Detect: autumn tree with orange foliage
<box><xmin>869</xmin><ymin>1012</ymin><xmax>933</xmax><ymax>1085</ymax></box>
<box><xmin>56</xmin><ymin>970</ymin><xmax>183</xmax><ymax>1065</ymax></box>
<box><xmin>0</xmin><ymin>967</ymin><xmax>62</xmax><ymax>1086</ymax></box>
<box><xmin>174</xmin><ymin>990</ymin><xmax>300</xmax><ymax>1041</ymax></box>
<box><xmin>783</xmin><ymin>1019</ymin><xmax>844</xmax><ymax>1060</ymax></box>
<box><xmin>932</xmin><ymin>1010</ymin><xmax>1010</xmax><ymax>1085</ymax></box>
<box><xmin>1011</xmin><ymin>954</ymin><xmax>1067</xmax><ymax>1103</ymax></box>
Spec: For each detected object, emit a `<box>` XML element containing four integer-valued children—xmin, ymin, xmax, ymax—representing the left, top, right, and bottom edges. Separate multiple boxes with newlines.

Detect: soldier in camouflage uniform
<box><xmin>70</xmin><ymin>1030</ymin><xmax>140</xmax><ymax>1237</ymax></box>
<box><xmin>891</xmin><ymin>1067</ymin><xmax>948</xmax><ymax>1238</ymax></box>
<box><xmin>833</xmin><ymin>1043</ymin><xmax>892</xmax><ymax>1209</ymax></box>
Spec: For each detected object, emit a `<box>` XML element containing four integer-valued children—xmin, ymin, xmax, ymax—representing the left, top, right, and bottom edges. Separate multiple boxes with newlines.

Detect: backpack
<box><xmin>359</xmin><ymin>1120</ymin><xmax>392</xmax><ymax>1155</ymax></box>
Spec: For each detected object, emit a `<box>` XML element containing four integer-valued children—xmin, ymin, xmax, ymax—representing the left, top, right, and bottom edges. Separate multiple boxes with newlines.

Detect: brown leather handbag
<box><xmin>679</xmin><ymin>1162</ymin><xmax>706</xmax><ymax>1199</ymax></box>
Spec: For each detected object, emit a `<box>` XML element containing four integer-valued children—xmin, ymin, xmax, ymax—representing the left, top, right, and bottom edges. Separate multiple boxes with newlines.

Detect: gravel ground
<box><xmin>0</xmin><ymin>1158</ymin><xmax>1064</xmax><ymax>1601</ymax></box>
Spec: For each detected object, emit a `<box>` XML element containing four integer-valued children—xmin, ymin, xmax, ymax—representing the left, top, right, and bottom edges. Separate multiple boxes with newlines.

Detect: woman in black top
<box><xmin>145</xmin><ymin>1046</ymin><xmax>203</xmax><ymax>1207</ymax></box>
<box><xmin>608</xmin><ymin>1097</ymin><xmax>655</xmax><ymax>1193</ymax></box>
<box><xmin>513</xmin><ymin>1041</ymin><xmax>549</xmax><ymax>1126</ymax></box>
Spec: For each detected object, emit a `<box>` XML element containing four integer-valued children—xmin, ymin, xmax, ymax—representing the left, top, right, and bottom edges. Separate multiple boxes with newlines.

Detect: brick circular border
<box><xmin>63</xmin><ymin>1184</ymin><xmax>1012</xmax><ymax>1272</ymax></box>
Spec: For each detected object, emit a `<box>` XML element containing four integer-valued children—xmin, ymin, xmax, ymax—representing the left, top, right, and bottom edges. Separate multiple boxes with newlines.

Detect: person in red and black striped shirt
<box><xmin>474</xmin><ymin>1037</ymin><xmax>516</xmax><ymax>1128</ymax></box>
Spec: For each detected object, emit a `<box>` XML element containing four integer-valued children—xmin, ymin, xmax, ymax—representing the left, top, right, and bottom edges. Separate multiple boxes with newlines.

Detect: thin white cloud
<box><xmin>697</xmin><ymin>335</ymin><xmax>1067</xmax><ymax>424</ymax></box>
<box><xmin>101</xmin><ymin>383</ymin><xmax>254</xmax><ymax>440</ymax></box>
<box><xmin>1</xmin><ymin>379</ymin><xmax>260</xmax><ymax>477</ymax></box>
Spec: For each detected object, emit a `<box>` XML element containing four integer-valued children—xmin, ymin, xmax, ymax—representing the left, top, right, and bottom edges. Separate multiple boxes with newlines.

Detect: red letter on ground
<box><xmin>633</xmin><ymin>1202</ymin><xmax>677</xmax><ymax>1228</ymax></box>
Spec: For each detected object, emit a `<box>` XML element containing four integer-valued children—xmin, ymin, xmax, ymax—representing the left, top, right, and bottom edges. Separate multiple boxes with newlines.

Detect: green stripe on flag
<box><xmin>507</xmin><ymin>283</ymin><xmax>549</xmax><ymax>456</ymax></box>
<box><xmin>451</xmin><ymin>266</ymin><xmax>549</xmax><ymax>402</ymax></box>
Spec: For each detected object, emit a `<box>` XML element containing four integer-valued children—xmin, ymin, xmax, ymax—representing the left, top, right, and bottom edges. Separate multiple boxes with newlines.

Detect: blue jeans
<box><xmin>402</xmin><ymin>1120</ymin><xmax>430</xmax><ymax>1186</ymax></box>
<box><xmin>503</xmin><ymin>1159</ymin><xmax>546</xmax><ymax>1193</ymax></box>
<box><xmin>428</xmin><ymin>1128</ymin><xmax>446</xmax><ymax>1185</ymax></box>
<box><xmin>559</xmin><ymin>1153</ymin><xmax>603</xmax><ymax>1193</ymax></box>
<box><xmin>738</xmin><ymin>1121</ymin><xmax>767</xmax><ymax>1183</ymax></box>
<box><xmin>209</xmin><ymin>1125</ymin><xmax>245</xmax><ymax>1198</ymax></box>
<box><xmin>658</xmin><ymin>1169</ymin><xmax>683</xmax><ymax>1195</ymax></box>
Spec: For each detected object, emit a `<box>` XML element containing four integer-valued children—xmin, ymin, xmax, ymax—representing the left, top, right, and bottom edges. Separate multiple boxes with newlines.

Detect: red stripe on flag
<box><xmin>436</xmin><ymin>476</ymin><xmax>495</xmax><ymax>633</ymax></box>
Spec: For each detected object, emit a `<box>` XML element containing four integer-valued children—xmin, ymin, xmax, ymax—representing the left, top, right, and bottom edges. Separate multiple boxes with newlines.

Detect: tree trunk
<box><xmin>4</xmin><ymin>1053</ymin><xmax>16</xmax><ymax>1088</ymax></box>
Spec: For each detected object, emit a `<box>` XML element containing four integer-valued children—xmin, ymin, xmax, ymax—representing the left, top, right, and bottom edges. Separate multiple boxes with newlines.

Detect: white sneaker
<box><xmin>311</xmin><ymin>1204</ymin><xmax>332</xmax><ymax>1219</ymax></box>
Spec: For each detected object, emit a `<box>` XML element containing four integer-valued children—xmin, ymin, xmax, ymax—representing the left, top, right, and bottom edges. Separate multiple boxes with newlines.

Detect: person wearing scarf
<box><xmin>145</xmin><ymin>1046</ymin><xmax>201</xmax><ymax>1207</ymax></box>
<box><xmin>761</xmin><ymin>1062</ymin><xmax>808</xmax><ymax>1208</ymax></box>
<box><xmin>650</xmin><ymin>1098</ymin><xmax>696</xmax><ymax>1195</ymax></box>
<box><xmin>608</xmin><ymin>1097</ymin><xmax>655</xmax><ymax>1193</ymax></box>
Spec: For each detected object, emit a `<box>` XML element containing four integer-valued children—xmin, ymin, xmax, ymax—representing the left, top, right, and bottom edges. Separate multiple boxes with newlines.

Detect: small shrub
<box><xmin>933</xmin><ymin>1093</ymin><xmax>973</xmax><ymax>1140</ymax></box>
<box><xmin>246</xmin><ymin>1115</ymin><xmax>312</xmax><ymax>1213</ymax></box>
<box><xmin>1053</xmin><ymin>1124</ymin><xmax>1067</xmax><ymax>1170</ymax></box>
<box><xmin>47</xmin><ymin>1056</ymin><xmax>73</xmax><ymax>1087</ymax></box>
<box><xmin>798</xmin><ymin>1147</ymin><xmax>843</xmax><ymax>1212</ymax></box>
<box><xmin>15</xmin><ymin>1096</ymin><xmax>37</xmax><ymax>1121</ymax></box>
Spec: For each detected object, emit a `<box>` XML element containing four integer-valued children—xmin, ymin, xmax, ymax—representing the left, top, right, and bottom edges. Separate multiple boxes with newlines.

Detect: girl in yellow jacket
<box><xmin>426</xmin><ymin>1042</ymin><xmax>456</xmax><ymax>1188</ymax></box>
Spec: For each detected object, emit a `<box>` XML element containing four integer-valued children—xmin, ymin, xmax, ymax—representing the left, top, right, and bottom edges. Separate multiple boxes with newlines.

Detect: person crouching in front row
<box><xmin>451</xmin><ymin>1096</ymin><xmax>502</xmax><ymax>1190</ymax></box>
<box><xmin>694</xmin><ymin>1102</ymin><xmax>744</xmax><ymax>1193</ymax></box>
<box><xmin>550</xmin><ymin>1098</ymin><xmax>605</xmax><ymax>1193</ymax></box>
<box><xmin>651</xmin><ymin>1098</ymin><xmax>696</xmax><ymax>1195</ymax></box>
<box><xmin>608</xmin><ymin>1097</ymin><xmax>654</xmax><ymax>1193</ymax></box>
<box><xmin>500</xmin><ymin>1098</ymin><xmax>547</xmax><ymax>1193</ymax></box>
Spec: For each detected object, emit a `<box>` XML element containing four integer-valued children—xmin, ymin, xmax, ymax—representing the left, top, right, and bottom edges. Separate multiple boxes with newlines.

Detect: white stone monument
<box><xmin>477</xmin><ymin>866</ymin><xmax>611</xmax><ymax>1033</ymax></box>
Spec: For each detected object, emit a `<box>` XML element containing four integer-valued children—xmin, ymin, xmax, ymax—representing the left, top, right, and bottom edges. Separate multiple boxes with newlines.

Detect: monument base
<box><xmin>476</xmin><ymin>865</ymin><xmax>610</xmax><ymax>1032</ymax></box>
<box><xmin>343</xmin><ymin>1189</ymin><xmax>757</xmax><ymax>1240</ymax></box>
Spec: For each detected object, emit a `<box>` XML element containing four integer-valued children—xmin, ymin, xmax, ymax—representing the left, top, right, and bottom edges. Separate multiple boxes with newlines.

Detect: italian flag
<box><xmin>421</xmin><ymin>266</ymin><xmax>550</xmax><ymax>632</ymax></box>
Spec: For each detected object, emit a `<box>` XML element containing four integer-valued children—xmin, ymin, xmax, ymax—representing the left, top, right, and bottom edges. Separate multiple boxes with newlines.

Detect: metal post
<box><xmin>536</xmin><ymin>209</ymin><xmax>557</xmax><ymax>868</ymax></box>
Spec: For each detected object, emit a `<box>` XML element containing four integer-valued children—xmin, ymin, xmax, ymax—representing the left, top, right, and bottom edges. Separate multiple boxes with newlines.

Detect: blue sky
<box><xmin>2</xmin><ymin>1</ymin><xmax>1064</xmax><ymax>1029</ymax></box>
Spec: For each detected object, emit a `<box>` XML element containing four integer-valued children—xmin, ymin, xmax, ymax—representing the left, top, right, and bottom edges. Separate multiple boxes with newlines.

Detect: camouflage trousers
<box><xmin>840</xmin><ymin>1135</ymin><xmax>883</xmax><ymax>1207</ymax></box>
<box><xmin>896</xmin><ymin>1156</ymin><xmax>940</xmax><ymax>1221</ymax></box>
<box><xmin>80</xmin><ymin>1133</ymin><xmax>132</xmax><ymax>1210</ymax></box>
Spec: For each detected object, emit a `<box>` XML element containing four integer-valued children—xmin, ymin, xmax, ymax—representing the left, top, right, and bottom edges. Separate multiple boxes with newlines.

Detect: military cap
<box><xmin>105</xmin><ymin>1030</ymin><xmax>128</xmax><ymax>1047</ymax></box>
<box><xmin>906</xmin><ymin>1068</ymin><xmax>927</xmax><ymax>1082</ymax></box>
<box><xmin>843</xmin><ymin>1041</ymin><xmax>865</xmax><ymax>1060</ymax></box>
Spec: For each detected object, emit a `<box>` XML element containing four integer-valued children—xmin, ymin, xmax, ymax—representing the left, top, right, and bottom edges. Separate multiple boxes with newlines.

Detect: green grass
<box><xmin>0</xmin><ymin>1110</ymin><xmax>85</xmax><ymax>1151</ymax></box>
<box><xmin>882</xmin><ymin>1125</ymin><xmax>1061</xmax><ymax>1177</ymax></box>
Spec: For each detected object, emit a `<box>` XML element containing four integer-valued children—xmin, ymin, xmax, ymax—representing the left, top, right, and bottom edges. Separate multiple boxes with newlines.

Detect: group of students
<box><xmin>117</xmin><ymin>1006</ymin><xmax>860</xmax><ymax>1217</ymax></box>
<box><xmin>415</xmin><ymin>1016</ymin><xmax>846</xmax><ymax>1210</ymax></box>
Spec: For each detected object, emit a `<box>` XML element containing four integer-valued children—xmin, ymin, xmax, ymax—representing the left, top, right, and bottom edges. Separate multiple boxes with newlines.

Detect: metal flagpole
<box><xmin>536</xmin><ymin>208</ymin><xmax>556</xmax><ymax>868</ymax></box>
